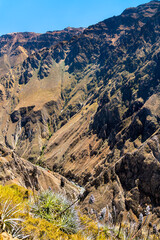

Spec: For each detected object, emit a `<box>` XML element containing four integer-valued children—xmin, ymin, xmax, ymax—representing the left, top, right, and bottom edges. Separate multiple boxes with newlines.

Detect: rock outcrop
<box><xmin>0</xmin><ymin>28</ymin><xmax>84</xmax><ymax>76</ymax></box>
<box><xmin>0</xmin><ymin>144</ymin><xmax>79</xmax><ymax>199</ymax></box>
<box><xmin>0</xmin><ymin>1</ymin><xmax>159</xmax><ymax>218</ymax></box>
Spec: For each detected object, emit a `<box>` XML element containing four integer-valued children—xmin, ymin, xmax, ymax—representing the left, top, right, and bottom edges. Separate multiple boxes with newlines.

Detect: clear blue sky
<box><xmin>0</xmin><ymin>0</ymin><xmax>151</xmax><ymax>36</ymax></box>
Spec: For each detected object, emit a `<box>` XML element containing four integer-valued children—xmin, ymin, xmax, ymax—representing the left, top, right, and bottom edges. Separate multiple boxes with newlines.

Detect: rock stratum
<box><xmin>0</xmin><ymin>1</ymin><xmax>159</xmax><ymax>218</ymax></box>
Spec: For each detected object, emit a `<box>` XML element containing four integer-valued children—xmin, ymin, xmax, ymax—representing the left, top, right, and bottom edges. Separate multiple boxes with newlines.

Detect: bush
<box><xmin>0</xmin><ymin>184</ymin><xmax>159</xmax><ymax>240</ymax></box>
<box><xmin>31</xmin><ymin>190</ymin><xmax>79</xmax><ymax>234</ymax></box>
<box><xmin>23</xmin><ymin>217</ymin><xmax>67</xmax><ymax>240</ymax></box>
<box><xmin>0</xmin><ymin>184</ymin><xmax>29</xmax><ymax>204</ymax></box>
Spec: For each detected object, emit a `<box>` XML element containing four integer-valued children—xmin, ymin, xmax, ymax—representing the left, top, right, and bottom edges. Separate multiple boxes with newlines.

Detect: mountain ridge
<box><xmin>0</xmin><ymin>27</ymin><xmax>84</xmax><ymax>77</ymax></box>
<box><xmin>0</xmin><ymin>0</ymin><xmax>159</xmax><ymax>219</ymax></box>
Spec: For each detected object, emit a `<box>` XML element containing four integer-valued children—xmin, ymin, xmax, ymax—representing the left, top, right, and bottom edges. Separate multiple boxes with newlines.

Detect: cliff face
<box><xmin>0</xmin><ymin>144</ymin><xmax>79</xmax><ymax>199</ymax></box>
<box><xmin>0</xmin><ymin>27</ymin><xmax>84</xmax><ymax>76</ymax></box>
<box><xmin>0</xmin><ymin>1</ymin><xmax>159</xmax><ymax>217</ymax></box>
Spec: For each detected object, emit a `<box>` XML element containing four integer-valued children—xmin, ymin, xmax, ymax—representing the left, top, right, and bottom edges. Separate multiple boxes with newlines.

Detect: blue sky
<box><xmin>0</xmin><ymin>0</ymin><xmax>151</xmax><ymax>35</ymax></box>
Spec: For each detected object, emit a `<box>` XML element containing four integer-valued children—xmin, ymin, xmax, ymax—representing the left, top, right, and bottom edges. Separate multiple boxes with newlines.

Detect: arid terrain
<box><xmin>0</xmin><ymin>0</ymin><xmax>159</xmax><ymax>221</ymax></box>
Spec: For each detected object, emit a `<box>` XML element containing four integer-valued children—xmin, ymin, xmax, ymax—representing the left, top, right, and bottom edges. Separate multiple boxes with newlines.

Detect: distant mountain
<box><xmin>0</xmin><ymin>27</ymin><xmax>84</xmax><ymax>76</ymax></box>
<box><xmin>0</xmin><ymin>1</ymin><xmax>159</xmax><ymax>219</ymax></box>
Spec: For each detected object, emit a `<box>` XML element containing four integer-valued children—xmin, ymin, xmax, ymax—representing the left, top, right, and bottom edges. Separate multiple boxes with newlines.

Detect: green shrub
<box><xmin>31</xmin><ymin>190</ymin><xmax>79</xmax><ymax>234</ymax></box>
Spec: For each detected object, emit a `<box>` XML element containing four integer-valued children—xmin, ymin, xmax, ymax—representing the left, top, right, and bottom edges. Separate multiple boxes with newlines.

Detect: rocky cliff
<box><xmin>0</xmin><ymin>144</ymin><xmax>79</xmax><ymax>199</ymax></box>
<box><xmin>0</xmin><ymin>27</ymin><xmax>84</xmax><ymax>76</ymax></box>
<box><xmin>0</xmin><ymin>1</ymin><xmax>159</xmax><ymax>218</ymax></box>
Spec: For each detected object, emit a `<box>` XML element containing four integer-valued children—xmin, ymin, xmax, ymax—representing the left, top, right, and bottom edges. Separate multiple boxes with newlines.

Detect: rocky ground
<box><xmin>0</xmin><ymin>0</ymin><xmax>159</xmax><ymax>220</ymax></box>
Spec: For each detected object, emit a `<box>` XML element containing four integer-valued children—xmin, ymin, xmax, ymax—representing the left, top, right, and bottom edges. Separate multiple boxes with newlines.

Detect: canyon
<box><xmin>0</xmin><ymin>0</ymin><xmax>159</xmax><ymax>220</ymax></box>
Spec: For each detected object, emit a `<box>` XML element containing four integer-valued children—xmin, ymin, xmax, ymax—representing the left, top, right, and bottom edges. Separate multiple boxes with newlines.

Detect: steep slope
<box><xmin>0</xmin><ymin>143</ymin><xmax>79</xmax><ymax>199</ymax></box>
<box><xmin>0</xmin><ymin>27</ymin><xmax>84</xmax><ymax>76</ymax></box>
<box><xmin>0</xmin><ymin>0</ymin><xmax>158</xmax><ymax>160</ymax></box>
<box><xmin>42</xmin><ymin>1</ymin><xmax>160</xmax><ymax>216</ymax></box>
<box><xmin>0</xmin><ymin>1</ymin><xmax>159</xmax><ymax>217</ymax></box>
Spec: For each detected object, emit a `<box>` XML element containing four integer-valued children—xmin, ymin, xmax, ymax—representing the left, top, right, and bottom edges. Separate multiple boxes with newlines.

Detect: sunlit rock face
<box><xmin>0</xmin><ymin>1</ymin><xmax>160</xmax><ymax>217</ymax></box>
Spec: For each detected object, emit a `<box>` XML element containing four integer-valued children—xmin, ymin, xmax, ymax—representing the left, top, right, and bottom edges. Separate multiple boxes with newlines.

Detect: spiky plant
<box><xmin>0</xmin><ymin>200</ymin><xmax>23</xmax><ymax>233</ymax></box>
<box><xmin>31</xmin><ymin>190</ymin><xmax>79</xmax><ymax>234</ymax></box>
<box><xmin>11</xmin><ymin>225</ymin><xmax>30</xmax><ymax>239</ymax></box>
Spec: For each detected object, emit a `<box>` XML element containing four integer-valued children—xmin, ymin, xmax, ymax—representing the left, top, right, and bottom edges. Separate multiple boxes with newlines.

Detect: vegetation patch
<box><xmin>0</xmin><ymin>185</ymin><xmax>159</xmax><ymax>239</ymax></box>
